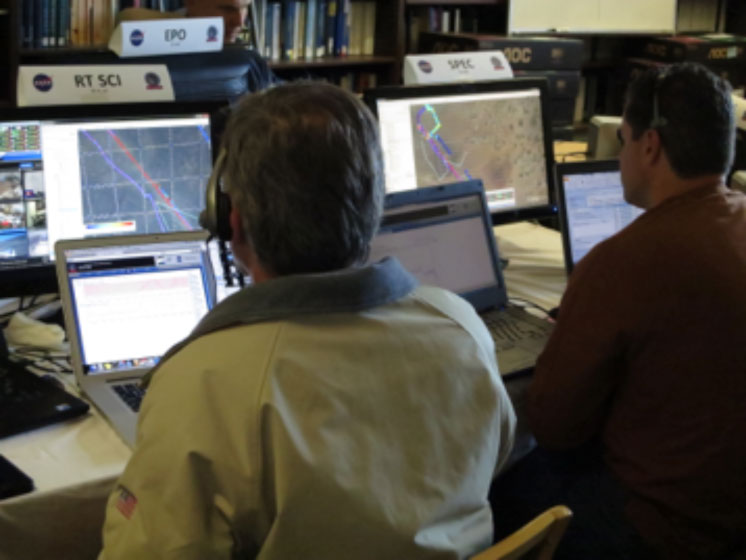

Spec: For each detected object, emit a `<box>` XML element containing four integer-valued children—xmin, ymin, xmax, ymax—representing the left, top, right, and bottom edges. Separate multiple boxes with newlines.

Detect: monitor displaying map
<box><xmin>0</xmin><ymin>101</ymin><xmax>225</xmax><ymax>296</ymax></box>
<box><xmin>366</xmin><ymin>79</ymin><xmax>557</xmax><ymax>223</ymax></box>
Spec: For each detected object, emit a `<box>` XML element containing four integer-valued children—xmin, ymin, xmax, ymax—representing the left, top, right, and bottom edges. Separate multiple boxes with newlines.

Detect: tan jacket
<box><xmin>100</xmin><ymin>259</ymin><xmax>516</xmax><ymax>559</ymax></box>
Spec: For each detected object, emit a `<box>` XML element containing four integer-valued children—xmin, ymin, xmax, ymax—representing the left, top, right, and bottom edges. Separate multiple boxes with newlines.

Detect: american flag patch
<box><xmin>115</xmin><ymin>486</ymin><xmax>138</xmax><ymax>520</ymax></box>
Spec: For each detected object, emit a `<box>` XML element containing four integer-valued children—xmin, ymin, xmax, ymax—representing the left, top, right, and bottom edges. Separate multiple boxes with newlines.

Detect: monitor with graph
<box><xmin>364</xmin><ymin>78</ymin><xmax>557</xmax><ymax>224</ymax></box>
<box><xmin>0</xmin><ymin>101</ymin><xmax>226</xmax><ymax>296</ymax></box>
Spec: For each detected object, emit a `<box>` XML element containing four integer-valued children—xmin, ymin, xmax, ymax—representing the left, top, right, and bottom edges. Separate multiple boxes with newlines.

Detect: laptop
<box><xmin>0</xmin><ymin>357</ymin><xmax>90</xmax><ymax>439</ymax></box>
<box><xmin>555</xmin><ymin>159</ymin><xmax>644</xmax><ymax>274</ymax></box>
<box><xmin>56</xmin><ymin>231</ymin><xmax>216</xmax><ymax>446</ymax></box>
<box><xmin>369</xmin><ymin>180</ymin><xmax>553</xmax><ymax>377</ymax></box>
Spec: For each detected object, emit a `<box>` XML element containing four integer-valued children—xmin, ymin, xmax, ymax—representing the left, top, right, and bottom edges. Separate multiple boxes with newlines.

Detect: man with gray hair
<box><xmin>99</xmin><ymin>81</ymin><xmax>516</xmax><ymax>559</ymax></box>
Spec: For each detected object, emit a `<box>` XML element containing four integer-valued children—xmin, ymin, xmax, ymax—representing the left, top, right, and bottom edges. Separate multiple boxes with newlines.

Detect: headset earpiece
<box><xmin>200</xmin><ymin>149</ymin><xmax>233</xmax><ymax>241</ymax></box>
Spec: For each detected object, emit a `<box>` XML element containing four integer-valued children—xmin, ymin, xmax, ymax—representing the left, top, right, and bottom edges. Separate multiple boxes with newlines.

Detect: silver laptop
<box><xmin>369</xmin><ymin>180</ymin><xmax>553</xmax><ymax>377</ymax></box>
<box><xmin>56</xmin><ymin>231</ymin><xmax>216</xmax><ymax>446</ymax></box>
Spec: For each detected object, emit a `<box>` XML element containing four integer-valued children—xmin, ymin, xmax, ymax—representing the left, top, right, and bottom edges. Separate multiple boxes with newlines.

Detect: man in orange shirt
<box><xmin>491</xmin><ymin>63</ymin><xmax>746</xmax><ymax>559</ymax></box>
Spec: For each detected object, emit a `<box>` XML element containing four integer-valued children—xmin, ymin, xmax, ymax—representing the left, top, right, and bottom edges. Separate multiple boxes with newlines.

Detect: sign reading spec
<box><xmin>17</xmin><ymin>65</ymin><xmax>175</xmax><ymax>106</ymax></box>
<box><xmin>403</xmin><ymin>51</ymin><xmax>513</xmax><ymax>85</ymax></box>
<box><xmin>109</xmin><ymin>17</ymin><xmax>224</xmax><ymax>57</ymax></box>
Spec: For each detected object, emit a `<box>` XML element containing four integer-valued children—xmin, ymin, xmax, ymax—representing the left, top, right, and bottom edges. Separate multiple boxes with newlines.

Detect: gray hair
<box><xmin>220</xmin><ymin>81</ymin><xmax>385</xmax><ymax>276</ymax></box>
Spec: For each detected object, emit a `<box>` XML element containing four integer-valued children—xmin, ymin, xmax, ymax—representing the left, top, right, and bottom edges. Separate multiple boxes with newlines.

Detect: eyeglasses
<box><xmin>616</xmin><ymin>128</ymin><xmax>624</xmax><ymax>147</ymax></box>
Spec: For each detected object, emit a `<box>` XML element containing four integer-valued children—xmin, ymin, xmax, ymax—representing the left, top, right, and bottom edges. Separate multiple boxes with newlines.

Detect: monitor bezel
<box><xmin>363</xmin><ymin>78</ymin><xmax>559</xmax><ymax>225</ymax></box>
<box><xmin>0</xmin><ymin>101</ymin><xmax>227</xmax><ymax>298</ymax></box>
<box><xmin>554</xmin><ymin>158</ymin><xmax>621</xmax><ymax>275</ymax></box>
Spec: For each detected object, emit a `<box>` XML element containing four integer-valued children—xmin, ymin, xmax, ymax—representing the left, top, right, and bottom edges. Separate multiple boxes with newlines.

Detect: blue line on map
<box><xmin>81</xmin><ymin>131</ymin><xmax>167</xmax><ymax>232</ymax></box>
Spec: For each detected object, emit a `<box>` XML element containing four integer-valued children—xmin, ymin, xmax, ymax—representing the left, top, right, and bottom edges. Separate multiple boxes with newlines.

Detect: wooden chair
<box><xmin>471</xmin><ymin>505</ymin><xmax>573</xmax><ymax>560</ymax></box>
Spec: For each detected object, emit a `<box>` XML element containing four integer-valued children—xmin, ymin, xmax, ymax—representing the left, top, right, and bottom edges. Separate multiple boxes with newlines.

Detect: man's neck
<box><xmin>648</xmin><ymin>172</ymin><xmax>723</xmax><ymax>209</ymax></box>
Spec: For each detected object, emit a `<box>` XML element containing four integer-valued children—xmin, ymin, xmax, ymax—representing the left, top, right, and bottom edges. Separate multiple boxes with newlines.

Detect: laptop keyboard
<box><xmin>112</xmin><ymin>383</ymin><xmax>146</xmax><ymax>412</ymax></box>
<box><xmin>483</xmin><ymin>313</ymin><xmax>552</xmax><ymax>346</ymax></box>
<box><xmin>481</xmin><ymin>306</ymin><xmax>554</xmax><ymax>376</ymax></box>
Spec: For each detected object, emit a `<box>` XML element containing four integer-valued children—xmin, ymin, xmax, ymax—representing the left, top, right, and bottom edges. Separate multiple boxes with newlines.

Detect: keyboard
<box><xmin>112</xmin><ymin>383</ymin><xmax>146</xmax><ymax>412</ymax></box>
<box><xmin>0</xmin><ymin>361</ymin><xmax>90</xmax><ymax>438</ymax></box>
<box><xmin>481</xmin><ymin>306</ymin><xmax>554</xmax><ymax>377</ymax></box>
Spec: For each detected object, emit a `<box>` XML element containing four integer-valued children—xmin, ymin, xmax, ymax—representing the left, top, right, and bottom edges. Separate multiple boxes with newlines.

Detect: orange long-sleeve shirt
<box><xmin>528</xmin><ymin>184</ymin><xmax>746</xmax><ymax>559</ymax></box>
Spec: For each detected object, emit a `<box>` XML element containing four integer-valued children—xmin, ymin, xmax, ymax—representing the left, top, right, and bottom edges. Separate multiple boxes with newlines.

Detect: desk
<box><xmin>0</xmin><ymin>222</ymin><xmax>567</xmax><ymax>560</ymax></box>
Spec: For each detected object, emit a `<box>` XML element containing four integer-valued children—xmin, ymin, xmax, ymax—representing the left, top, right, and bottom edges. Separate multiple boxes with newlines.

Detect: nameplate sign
<box><xmin>17</xmin><ymin>65</ymin><xmax>175</xmax><ymax>106</ymax></box>
<box><xmin>403</xmin><ymin>51</ymin><xmax>513</xmax><ymax>85</ymax></box>
<box><xmin>109</xmin><ymin>17</ymin><xmax>224</xmax><ymax>57</ymax></box>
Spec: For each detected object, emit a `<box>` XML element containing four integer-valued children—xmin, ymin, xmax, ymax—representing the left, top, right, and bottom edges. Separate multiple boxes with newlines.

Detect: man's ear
<box><xmin>229</xmin><ymin>206</ymin><xmax>244</xmax><ymax>246</ymax></box>
<box><xmin>642</xmin><ymin>128</ymin><xmax>664</xmax><ymax>166</ymax></box>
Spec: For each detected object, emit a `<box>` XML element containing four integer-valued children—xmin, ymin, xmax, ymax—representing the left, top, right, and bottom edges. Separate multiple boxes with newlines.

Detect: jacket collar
<box><xmin>142</xmin><ymin>257</ymin><xmax>417</xmax><ymax>387</ymax></box>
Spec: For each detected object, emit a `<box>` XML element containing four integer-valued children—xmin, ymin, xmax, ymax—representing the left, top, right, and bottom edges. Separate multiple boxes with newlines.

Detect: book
<box><xmin>417</xmin><ymin>32</ymin><xmax>584</xmax><ymax>70</ymax></box>
<box><xmin>304</xmin><ymin>0</ymin><xmax>317</xmax><ymax>59</ymax></box>
<box><xmin>315</xmin><ymin>0</ymin><xmax>326</xmax><ymax>58</ymax></box>
<box><xmin>633</xmin><ymin>34</ymin><xmax>746</xmax><ymax>64</ymax></box>
<box><xmin>361</xmin><ymin>1</ymin><xmax>375</xmax><ymax>56</ymax></box>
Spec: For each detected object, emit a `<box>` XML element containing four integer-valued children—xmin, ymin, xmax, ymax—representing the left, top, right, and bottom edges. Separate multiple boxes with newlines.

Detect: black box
<box><xmin>633</xmin><ymin>34</ymin><xmax>746</xmax><ymax>64</ymax></box>
<box><xmin>417</xmin><ymin>32</ymin><xmax>584</xmax><ymax>70</ymax></box>
<box><xmin>549</xmin><ymin>98</ymin><xmax>576</xmax><ymax>127</ymax></box>
<box><xmin>514</xmin><ymin>70</ymin><xmax>581</xmax><ymax>99</ymax></box>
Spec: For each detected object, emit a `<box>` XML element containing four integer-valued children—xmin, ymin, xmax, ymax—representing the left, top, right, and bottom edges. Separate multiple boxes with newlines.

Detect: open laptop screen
<box><xmin>60</xmin><ymin>235</ymin><xmax>214</xmax><ymax>376</ymax></box>
<box><xmin>369</xmin><ymin>180</ymin><xmax>506</xmax><ymax>312</ymax></box>
<box><xmin>556</xmin><ymin>160</ymin><xmax>644</xmax><ymax>272</ymax></box>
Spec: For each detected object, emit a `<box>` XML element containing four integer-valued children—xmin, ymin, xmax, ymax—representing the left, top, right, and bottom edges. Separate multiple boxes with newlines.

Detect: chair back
<box><xmin>471</xmin><ymin>505</ymin><xmax>572</xmax><ymax>560</ymax></box>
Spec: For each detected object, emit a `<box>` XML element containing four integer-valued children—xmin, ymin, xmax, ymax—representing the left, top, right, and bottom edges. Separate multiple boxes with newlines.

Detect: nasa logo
<box><xmin>33</xmin><ymin>74</ymin><xmax>53</xmax><ymax>92</ymax></box>
<box><xmin>207</xmin><ymin>25</ymin><xmax>219</xmax><ymax>42</ymax></box>
<box><xmin>130</xmin><ymin>29</ymin><xmax>145</xmax><ymax>46</ymax></box>
<box><xmin>418</xmin><ymin>60</ymin><xmax>433</xmax><ymax>74</ymax></box>
<box><xmin>144</xmin><ymin>72</ymin><xmax>163</xmax><ymax>90</ymax></box>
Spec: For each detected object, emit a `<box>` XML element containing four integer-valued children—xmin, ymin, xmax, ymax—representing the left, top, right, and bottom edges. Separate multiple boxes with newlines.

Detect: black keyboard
<box><xmin>112</xmin><ymin>383</ymin><xmax>146</xmax><ymax>412</ymax></box>
<box><xmin>0</xmin><ymin>361</ymin><xmax>90</xmax><ymax>438</ymax></box>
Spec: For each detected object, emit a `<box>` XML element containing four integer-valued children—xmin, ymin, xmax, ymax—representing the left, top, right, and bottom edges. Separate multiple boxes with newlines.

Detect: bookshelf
<box><xmin>0</xmin><ymin>0</ymin><xmax>19</xmax><ymax>106</ymax></box>
<box><xmin>0</xmin><ymin>0</ymin><xmax>405</xmax><ymax>105</ymax></box>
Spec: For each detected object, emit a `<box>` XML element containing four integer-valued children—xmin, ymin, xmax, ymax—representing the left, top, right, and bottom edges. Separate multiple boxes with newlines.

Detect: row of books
<box><xmin>19</xmin><ymin>0</ymin><xmax>185</xmax><ymax>48</ymax></box>
<box><xmin>406</xmin><ymin>7</ymin><xmax>484</xmax><ymax>54</ymax></box>
<box><xmin>253</xmin><ymin>0</ymin><xmax>376</xmax><ymax>62</ymax></box>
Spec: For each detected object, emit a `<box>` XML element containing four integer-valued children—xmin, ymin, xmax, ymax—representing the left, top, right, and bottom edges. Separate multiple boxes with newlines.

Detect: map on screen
<box><xmin>78</xmin><ymin>125</ymin><xmax>212</xmax><ymax>235</ymax></box>
<box><xmin>408</xmin><ymin>95</ymin><xmax>548</xmax><ymax>209</ymax></box>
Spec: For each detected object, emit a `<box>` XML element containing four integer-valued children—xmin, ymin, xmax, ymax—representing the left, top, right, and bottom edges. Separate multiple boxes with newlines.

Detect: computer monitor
<box><xmin>363</xmin><ymin>78</ymin><xmax>557</xmax><ymax>224</ymax></box>
<box><xmin>0</xmin><ymin>101</ymin><xmax>227</xmax><ymax>297</ymax></box>
<box><xmin>555</xmin><ymin>159</ymin><xmax>645</xmax><ymax>274</ymax></box>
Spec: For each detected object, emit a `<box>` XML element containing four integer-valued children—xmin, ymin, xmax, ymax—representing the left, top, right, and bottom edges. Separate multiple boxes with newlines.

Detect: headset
<box><xmin>649</xmin><ymin>69</ymin><xmax>670</xmax><ymax>130</ymax></box>
<box><xmin>199</xmin><ymin>148</ymin><xmax>233</xmax><ymax>241</ymax></box>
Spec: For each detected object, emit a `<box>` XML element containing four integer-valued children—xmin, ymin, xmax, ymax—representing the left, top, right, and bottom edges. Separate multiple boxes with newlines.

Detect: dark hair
<box><xmin>624</xmin><ymin>62</ymin><xmax>735</xmax><ymax>178</ymax></box>
<box><xmin>221</xmin><ymin>81</ymin><xmax>384</xmax><ymax>276</ymax></box>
